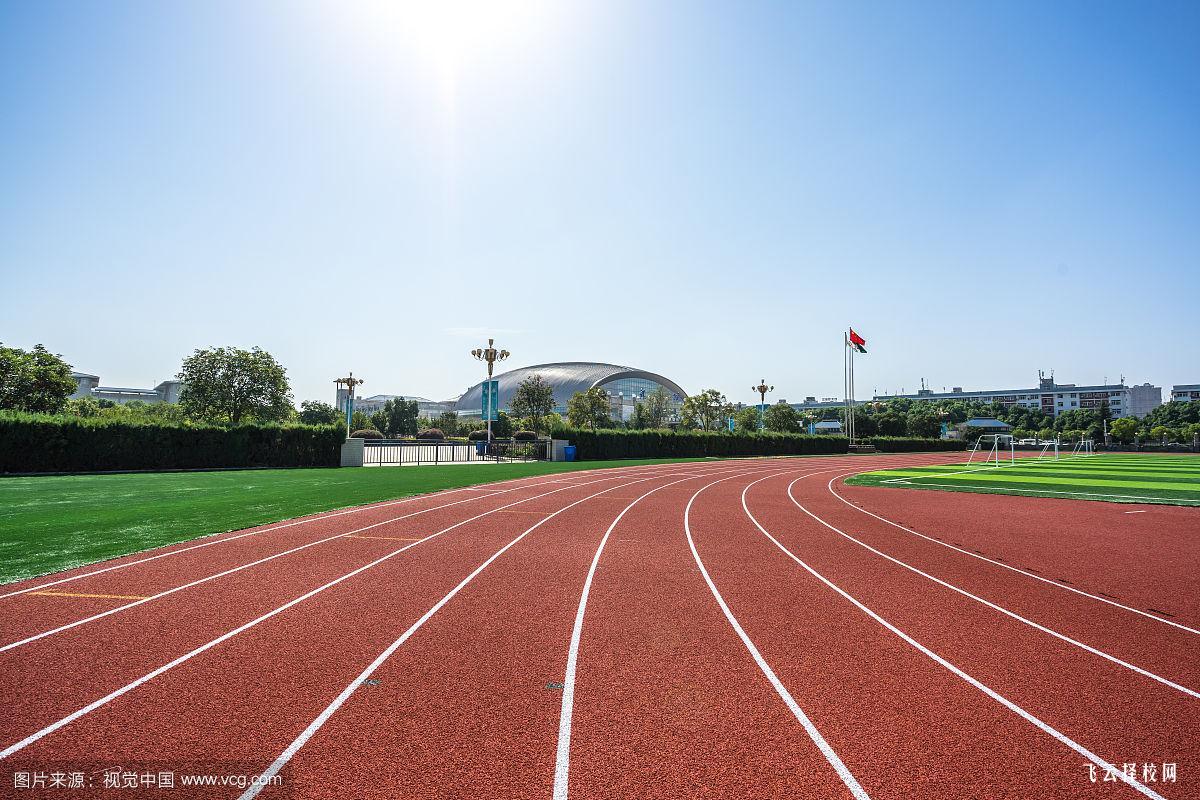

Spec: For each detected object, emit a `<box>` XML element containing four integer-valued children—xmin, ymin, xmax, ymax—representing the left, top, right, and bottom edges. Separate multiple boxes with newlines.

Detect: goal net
<box><xmin>966</xmin><ymin>433</ymin><xmax>1015</xmax><ymax>467</ymax></box>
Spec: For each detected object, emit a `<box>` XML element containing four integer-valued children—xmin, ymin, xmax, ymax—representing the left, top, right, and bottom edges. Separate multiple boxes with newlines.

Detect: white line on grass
<box><xmin>0</xmin><ymin>474</ymin><xmax>645</xmax><ymax>761</ymax></box>
<box><xmin>828</xmin><ymin>475</ymin><xmax>1200</xmax><ymax>637</ymax></box>
<box><xmin>784</xmin><ymin>478</ymin><xmax>1199</xmax><ymax>698</ymax></box>
<box><xmin>739</xmin><ymin>485</ymin><xmax>1167</xmax><ymax>800</ymax></box>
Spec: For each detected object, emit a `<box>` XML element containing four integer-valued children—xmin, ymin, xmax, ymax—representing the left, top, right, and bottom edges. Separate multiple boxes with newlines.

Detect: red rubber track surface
<box><xmin>1</xmin><ymin>453</ymin><xmax>1194</xmax><ymax>800</ymax></box>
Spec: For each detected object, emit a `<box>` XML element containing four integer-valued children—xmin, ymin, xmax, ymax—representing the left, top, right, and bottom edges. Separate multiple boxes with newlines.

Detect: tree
<box><xmin>680</xmin><ymin>389</ymin><xmax>733</xmax><ymax>431</ymax></box>
<box><xmin>0</xmin><ymin>343</ymin><xmax>77</xmax><ymax>413</ymax></box>
<box><xmin>630</xmin><ymin>402</ymin><xmax>648</xmax><ymax>430</ymax></box>
<box><xmin>1109</xmin><ymin>417</ymin><xmax>1138</xmax><ymax>444</ymax></box>
<box><xmin>763</xmin><ymin>403</ymin><xmax>801</xmax><ymax>433</ymax></box>
<box><xmin>384</xmin><ymin>398</ymin><xmax>419</xmax><ymax>437</ymax></box>
<box><xmin>906</xmin><ymin>410</ymin><xmax>941</xmax><ymax>438</ymax></box>
<box><xmin>510</xmin><ymin>374</ymin><xmax>555</xmax><ymax>434</ymax></box>
<box><xmin>177</xmin><ymin>346</ymin><xmax>292</xmax><ymax>424</ymax></box>
<box><xmin>370</xmin><ymin>409</ymin><xmax>390</xmax><ymax>437</ymax></box>
<box><xmin>299</xmin><ymin>400</ymin><xmax>342</xmax><ymax>426</ymax></box>
<box><xmin>434</xmin><ymin>411</ymin><xmax>459</xmax><ymax>436</ymax></box>
<box><xmin>644</xmin><ymin>386</ymin><xmax>673</xmax><ymax>428</ymax></box>
<box><xmin>1149</xmin><ymin>425</ymin><xmax>1175</xmax><ymax>444</ymax></box>
<box><xmin>567</xmin><ymin>387</ymin><xmax>613</xmax><ymax>429</ymax></box>
<box><xmin>734</xmin><ymin>406</ymin><xmax>762</xmax><ymax>433</ymax></box>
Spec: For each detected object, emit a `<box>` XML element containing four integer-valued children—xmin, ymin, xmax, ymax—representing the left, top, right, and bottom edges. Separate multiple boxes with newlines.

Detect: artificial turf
<box><xmin>0</xmin><ymin>458</ymin><xmax>711</xmax><ymax>584</ymax></box>
<box><xmin>845</xmin><ymin>453</ymin><xmax>1200</xmax><ymax>506</ymax></box>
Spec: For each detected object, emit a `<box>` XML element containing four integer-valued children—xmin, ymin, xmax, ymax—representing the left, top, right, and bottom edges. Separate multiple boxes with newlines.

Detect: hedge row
<box><xmin>560</xmin><ymin>428</ymin><xmax>850</xmax><ymax>460</ymax></box>
<box><xmin>863</xmin><ymin>437</ymin><xmax>967</xmax><ymax>452</ymax></box>
<box><xmin>0</xmin><ymin>413</ymin><xmax>344</xmax><ymax>473</ymax></box>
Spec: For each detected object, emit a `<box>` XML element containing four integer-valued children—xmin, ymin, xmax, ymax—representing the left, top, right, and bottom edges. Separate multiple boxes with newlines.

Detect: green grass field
<box><xmin>0</xmin><ymin>459</ymin><xmax>711</xmax><ymax>585</ymax></box>
<box><xmin>846</xmin><ymin>453</ymin><xmax>1200</xmax><ymax>506</ymax></box>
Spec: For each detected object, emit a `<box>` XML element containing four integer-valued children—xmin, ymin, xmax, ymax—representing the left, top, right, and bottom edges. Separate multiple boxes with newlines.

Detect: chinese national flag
<box><xmin>849</xmin><ymin>328</ymin><xmax>867</xmax><ymax>353</ymax></box>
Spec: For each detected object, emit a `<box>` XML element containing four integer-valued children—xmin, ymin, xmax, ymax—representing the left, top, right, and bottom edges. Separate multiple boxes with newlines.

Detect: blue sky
<box><xmin>2</xmin><ymin>1</ymin><xmax>1197</xmax><ymax>407</ymax></box>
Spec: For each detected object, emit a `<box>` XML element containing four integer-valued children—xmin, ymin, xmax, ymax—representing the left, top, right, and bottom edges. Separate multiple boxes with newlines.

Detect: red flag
<box><xmin>849</xmin><ymin>328</ymin><xmax>867</xmax><ymax>353</ymax></box>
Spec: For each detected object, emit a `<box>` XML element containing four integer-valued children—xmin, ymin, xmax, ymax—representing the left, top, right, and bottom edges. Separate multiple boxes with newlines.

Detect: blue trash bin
<box><xmin>475</xmin><ymin>441</ymin><xmax>487</xmax><ymax>457</ymax></box>
<box><xmin>563</xmin><ymin>445</ymin><xmax>576</xmax><ymax>462</ymax></box>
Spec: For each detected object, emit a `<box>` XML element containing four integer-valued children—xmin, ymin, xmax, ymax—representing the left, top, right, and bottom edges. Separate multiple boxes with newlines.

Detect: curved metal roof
<box><xmin>455</xmin><ymin>362</ymin><xmax>687</xmax><ymax>414</ymax></box>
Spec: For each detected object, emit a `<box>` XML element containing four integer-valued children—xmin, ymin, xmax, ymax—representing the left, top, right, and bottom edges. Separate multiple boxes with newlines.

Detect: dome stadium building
<box><xmin>455</xmin><ymin>362</ymin><xmax>687</xmax><ymax>423</ymax></box>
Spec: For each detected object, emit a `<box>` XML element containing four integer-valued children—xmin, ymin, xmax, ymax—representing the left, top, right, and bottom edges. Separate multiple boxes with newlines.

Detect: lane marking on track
<box><xmin>0</xmin><ymin>474</ymin><xmax>653</xmax><ymax>763</ymax></box>
<box><xmin>551</xmin><ymin>464</ymin><xmax>784</xmax><ymax>800</ymax></box>
<box><xmin>682</xmin><ymin>472</ymin><xmax>871</xmax><ymax>800</ymax></box>
<box><xmin>828</xmin><ymin>475</ymin><xmax>1200</xmax><ymax>636</ymax></box>
<box><xmin>0</xmin><ymin>471</ymin><xmax>643</xmax><ymax>654</ymax></box>
<box><xmin>0</xmin><ymin>461</ymin><xmax>708</xmax><ymax>601</ymax></box>
<box><xmin>1124</xmin><ymin>510</ymin><xmax>1148</xmax><ymax>514</ymax></box>
<box><xmin>29</xmin><ymin>592</ymin><xmax>151</xmax><ymax>601</ymax></box>
<box><xmin>241</xmin><ymin>470</ymin><xmax>715</xmax><ymax>800</ymax></box>
<box><xmin>741</xmin><ymin>481</ymin><xmax>1168</xmax><ymax>800</ymax></box>
<box><xmin>345</xmin><ymin>536</ymin><xmax>425</xmax><ymax>542</ymax></box>
<box><xmin>785</xmin><ymin>478</ymin><xmax>1199</xmax><ymax>699</ymax></box>
<box><xmin>878</xmin><ymin>481</ymin><xmax>1200</xmax><ymax>505</ymax></box>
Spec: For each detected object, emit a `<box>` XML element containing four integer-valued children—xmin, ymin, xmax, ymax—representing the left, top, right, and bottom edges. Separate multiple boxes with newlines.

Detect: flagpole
<box><xmin>843</xmin><ymin>332</ymin><xmax>849</xmax><ymax>442</ymax></box>
<box><xmin>850</xmin><ymin>341</ymin><xmax>855</xmax><ymax>443</ymax></box>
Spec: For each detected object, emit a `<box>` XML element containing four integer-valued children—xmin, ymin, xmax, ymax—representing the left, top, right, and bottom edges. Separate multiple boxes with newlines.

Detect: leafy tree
<box><xmin>1037</xmin><ymin>427</ymin><xmax>1055</xmax><ymax>441</ymax></box>
<box><xmin>434</xmin><ymin>411</ymin><xmax>459</xmax><ymax>436</ymax></box>
<box><xmin>1108</xmin><ymin>417</ymin><xmax>1138</xmax><ymax>444</ymax></box>
<box><xmin>873</xmin><ymin>410</ymin><xmax>907</xmax><ymax>437</ymax></box>
<box><xmin>177</xmin><ymin>346</ymin><xmax>293</xmax><ymax>424</ymax></box>
<box><xmin>299</xmin><ymin>400</ymin><xmax>342</xmax><ymax>426</ymax></box>
<box><xmin>630</xmin><ymin>401</ymin><xmax>648</xmax><ymax>430</ymax></box>
<box><xmin>734</xmin><ymin>406</ymin><xmax>762</xmax><ymax>433</ymax></box>
<box><xmin>0</xmin><ymin>343</ymin><xmax>77</xmax><ymax>413</ymax></box>
<box><xmin>492</xmin><ymin>410</ymin><xmax>515</xmax><ymax>438</ymax></box>
<box><xmin>384</xmin><ymin>398</ymin><xmax>420</xmax><ymax>437</ymax></box>
<box><xmin>369</xmin><ymin>409</ymin><xmax>390</xmax><ymax>437</ymax></box>
<box><xmin>510</xmin><ymin>374</ymin><xmax>555</xmax><ymax>434</ymax></box>
<box><xmin>763</xmin><ymin>403</ymin><xmax>801</xmax><ymax>433</ymax></box>
<box><xmin>350</xmin><ymin>410</ymin><xmax>369</xmax><ymax>431</ymax></box>
<box><xmin>644</xmin><ymin>386</ymin><xmax>673</xmax><ymax>428</ymax></box>
<box><xmin>65</xmin><ymin>397</ymin><xmax>103</xmax><ymax>418</ymax></box>
<box><xmin>906</xmin><ymin>410</ymin><xmax>941</xmax><ymax>438</ymax></box>
<box><xmin>567</xmin><ymin>388</ymin><xmax>613</xmax><ymax>429</ymax></box>
<box><xmin>1149</xmin><ymin>425</ymin><xmax>1175</xmax><ymax>444</ymax></box>
<box><xmin>680</xmin><ymin>389</ymin><xmax>733</xmax><ymax>431</ymax></box>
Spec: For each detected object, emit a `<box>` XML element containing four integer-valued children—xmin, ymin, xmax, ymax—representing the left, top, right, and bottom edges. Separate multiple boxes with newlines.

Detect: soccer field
<box><xmin>845</xmin><ymin>452</ymin><xmax>1200</xmax><ymax>506</ymax></box>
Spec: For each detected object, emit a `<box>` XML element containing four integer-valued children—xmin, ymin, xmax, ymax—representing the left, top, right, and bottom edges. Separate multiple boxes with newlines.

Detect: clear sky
<box><xmin>2</xmin><ymin>1</ymin><xmax>1197</xmax><ymax>407</ymax></box>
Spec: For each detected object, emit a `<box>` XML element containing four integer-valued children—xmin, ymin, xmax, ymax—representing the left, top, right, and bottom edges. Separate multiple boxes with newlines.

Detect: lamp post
<box><xmin>471</xmin><ymin>338</ymin><xmax>510</xmax><ymax>442</ymax></box>
<box><xmin>334</xmin><ymin>372</ymin><xmax>365</xmax><ymax>438</ymax></box>
<box><xmin>752</xmin><ymin>379</ymin><xmax>774</xmax><ymax>431</ymax></box>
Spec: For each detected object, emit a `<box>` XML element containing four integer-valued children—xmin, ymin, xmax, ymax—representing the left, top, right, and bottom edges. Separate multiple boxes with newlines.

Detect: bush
<box><xmin>559</xmin><ymin>427</ymin><xmax>849</xmax><ymax>460</ymax></box>
<box><xmin>467</xmin><ymin>429</ymin><xmax>490</xmax><ymax>441</ymax></box>
<box><xmin>863</xmin><ymin>437</ymin><xmax>967</xmax><ymax>452</ymax></box>
<box><xmin>0</xmin><ymin>412</ymin><xmax>343</xmax><ymax>473</ymax></box>
<box><xmin>350</xmin><ymin>429</ymin><xmax>384</xmax><ymax>440</ymax></box>
<box><xmin>513</xmin><ymin>430</ymin><xmax>538</xmax><ymax>441</ymax></box>
<box><xmin>416</xmin><ymin>428</ymin><xmax>445</xmax><ymax>441</ymax></box>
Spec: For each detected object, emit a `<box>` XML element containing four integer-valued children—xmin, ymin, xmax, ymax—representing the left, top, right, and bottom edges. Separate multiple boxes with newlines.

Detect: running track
<box><xmin>0</xmin><ymin>453</ymin><xmax>1195</xmax><ymax>798</ymax></box>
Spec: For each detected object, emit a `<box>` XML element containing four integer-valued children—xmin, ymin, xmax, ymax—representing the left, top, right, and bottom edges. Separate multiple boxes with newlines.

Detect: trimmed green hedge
<box><xmin>559</xmin><ymin>428</ymin><xmax>849</xmax><ymax>460</ymax></box>
<box><xmin>0</xmin><ymin>413</ymin><xmax>343</xmax><ymax>473</ymax></box>
<box><xmin>864</xmin><ymin>437</ymin><xmax>967</xmax><ymax>452</ymax></box>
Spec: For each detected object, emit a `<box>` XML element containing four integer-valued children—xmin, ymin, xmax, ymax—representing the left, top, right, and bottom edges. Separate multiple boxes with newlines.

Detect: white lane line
<box><xmin>0</xmin><ymin>476</ymin><xmax>632</xmax><ymax>761</ymax></box>
<box><xmin>551</xmin><ymin>464</ymin><xmax>778</xmax><ymax>800</ymax></box>
<box><xmin>682</xmin><ymin>473</ymin><xmax>871</xmax><ymax>800</ymax></box>
<box><xmin>740</xmin><ymin>483</ymin><xmax>1167</xmax><ymax>800</ymax></box>
<box><xmin>0</xmin><ymin>460</ymin><xmax>703</xmax><ymax>600</ymax></box>
<box><xmin>876</xmin><ymin>481</ymin><xmax>1200</xmax><ymax>505</ymax></box>
<box><xmin>1125</xmin><ymin>510</ymin><xmax>1148</xmax><ymax>514</ymax></box>
<box><xmin>0</xmin><ymin>471</ymin><xmax>634</xmax><ymax>653</ymax></box>
<box><xmin>240</xmin><ymin>471</ymin><xmax>697</xmax><ymax>800</ymax></box>
<box><xmin>782</xmin><ymin>479</ymin><xmax>1199</xmax><ymax>699</ymax></box>
<box><xmin>828</xmin><ymin>475</ymin><xmax>1200</xmax><ymax>637</ymax></box>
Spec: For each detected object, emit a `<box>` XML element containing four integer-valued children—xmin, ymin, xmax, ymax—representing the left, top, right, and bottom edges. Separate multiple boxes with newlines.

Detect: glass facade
<box><xmin>596</xmin><ymin>376</ymin><xmax>686</xmax><ymax>422</ymax></box>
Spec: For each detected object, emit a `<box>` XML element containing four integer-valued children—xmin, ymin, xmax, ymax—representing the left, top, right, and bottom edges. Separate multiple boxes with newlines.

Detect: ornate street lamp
<box><xmin>334</xmin><ymin>372</ymin><xmax>365</xmax><ymax>437</ymax></box>
<box><xmin>752</xmin><ymin>378</ymin><xmax>774</xmax><ymax>431</ymax></box>
<box><xmin>471</xmin><ymin>338</ymin><xmax>510</xmax><ymax>441</ymax></box>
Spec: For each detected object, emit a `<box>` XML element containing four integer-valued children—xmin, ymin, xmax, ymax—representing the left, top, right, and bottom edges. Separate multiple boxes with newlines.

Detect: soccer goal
<box><xmin>1037</xmin><ymin>440</ymin><xmax>1059</xmax><ymax>460</ymax></box>
<box><xmin>1069</xmin><ymin>438</ymin><xmax>1096</xmax><ymax>458</ymax></box>
<box><xmin>966</xmin><ymin>433</ymin><xmax>1015</xmax><ymax>467</ymax></box>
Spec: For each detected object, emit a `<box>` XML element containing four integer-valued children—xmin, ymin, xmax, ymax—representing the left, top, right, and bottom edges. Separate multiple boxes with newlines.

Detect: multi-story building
<box><xmin>1171</xmin><ymin>384</ymin><xmax>1200</xmax><ymax>402</ymax></box>
<box><xmin>71</xmin><ymin>372</ymin><xmax>182</xmax><ymax>404</ymax></box>
<box><xmin>872</xmin><ymin>372</ymin><xmax>1161</xmax><ymax>419</ymax></box>
<box><xmin>334</xmin><ymin>391</ymin><xmax>456</xmax><ymax>420</ymax></box>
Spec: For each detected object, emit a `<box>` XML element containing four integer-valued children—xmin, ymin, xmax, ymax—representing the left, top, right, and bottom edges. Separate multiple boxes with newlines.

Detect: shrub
<box><xmin>0</xmin><ymin>412</ymin><xmax>343</xmax><ymax>473</ymax></box>
<box><xmin>863</xmin><ymin>437</ymin><xmax>967</xmax><ymax>452</ymax></box>
<box><xmin>513</xmin><ymin>430</ymin><xmax>538</xmax><ymax>441</ymax></box>
<box><xmin>558</xmin><ymin>427</ymin><xmax>848</xmax><ymax>460</ymax></box>
<box><xmin>416</xmin><ymin>428</ymin><xmax>445</xmax><ymax>441</ymax></box>
<box><xmin>467</xmin><ymin>429</ymin><xmax>490</xmax><ymax>441</ymax></box>
<box><xmin>350</xmin><ymin>428</ymin><xmax>384</xmax><ymax>440</ymax></box>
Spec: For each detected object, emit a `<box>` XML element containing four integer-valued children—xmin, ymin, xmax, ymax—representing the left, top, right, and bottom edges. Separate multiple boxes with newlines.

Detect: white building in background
<box><xmin>71</xmin><ymin>372</ymin><xmax>182</xmax><ymax>404</ymax></box>
<box><xmin>334</xmin><ymin>390</ymin><xmax>456</xmax><ymax>420</ymax></box>
<box><xmin>1171</xmin><ymin>384</ymin><xmax>1200</xmax><ymax>402</ymax></box>
<box><xmin>873</xmin><ymin>372</ymin><xmax>1161</xmax><ymax>419</ymax></box>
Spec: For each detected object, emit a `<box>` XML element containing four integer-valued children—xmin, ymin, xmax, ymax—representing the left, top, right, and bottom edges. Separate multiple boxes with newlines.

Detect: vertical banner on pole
<box><xmin>482</xmin><ymin>380</ymin><xmax>500</xmax><ymax>422</ymax></box>
<box><xmin>346</xmin><ymin>396</ymin><xmax>354</xmax><ymax>433</ymax></box>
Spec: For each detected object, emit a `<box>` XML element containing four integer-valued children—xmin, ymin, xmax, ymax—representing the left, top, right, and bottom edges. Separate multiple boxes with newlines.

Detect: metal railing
<box><xmin>362</xmin><ymin>438</ymin><xmax>550</xmax><ymax>466</ymax></box>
